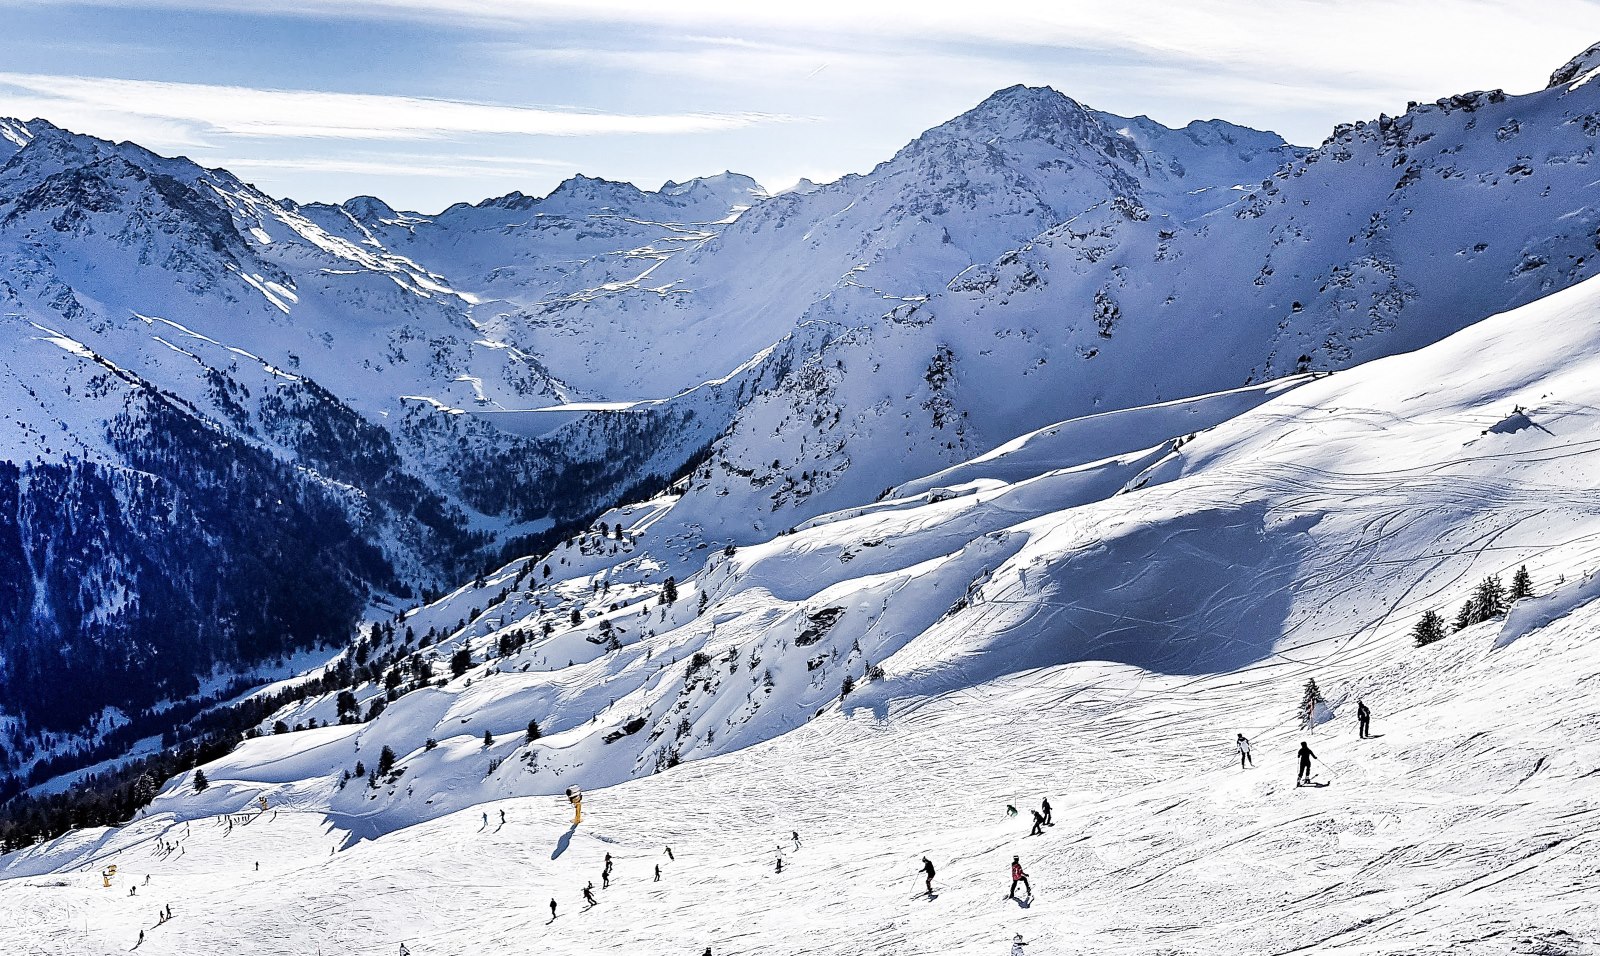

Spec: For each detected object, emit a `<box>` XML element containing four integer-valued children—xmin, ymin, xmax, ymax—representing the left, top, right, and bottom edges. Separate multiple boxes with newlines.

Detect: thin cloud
<box><xmin>0</xmin><ymin>72</ymin><xmax>800</xmax><ymax>141</ymax></box>
<box><xmin>10</xmin><ymin>0</ymin><xmax>1597</xmax><ymax>95</ymax></box>
<box><xmin>224</xmin><ymin>154</ymin><xmax>577</xmax><ymax>179</ymax></box>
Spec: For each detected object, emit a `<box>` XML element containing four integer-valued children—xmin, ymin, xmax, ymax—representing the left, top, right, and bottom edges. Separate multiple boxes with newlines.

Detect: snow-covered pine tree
<box><xmin>1453</xmin><ymin>598</ymin><xmax>1478</xmax><ymax>632</ymax></box>
<box><xmin>193</xmin><ymin>769</ymin><xmax>209</xmax><ymax>793</ymax></box>
<box><xmin>1474</xmin><ymin>574</ymin><xmax>1507</xmax><ymax>620</ymax></box>
<box><xmin>659</xmin><ymin>576</ymin><xmax>678</xmax><ymax>605</ymax></box>
<box><xmin>526</xmin><ymin>719</ymin><xmax>541</xmax><ymax>742</ymax></box>
<box><xmin>483</xmin><ymin>730</ymin><xmax>494</xmax><ymax>748</ymax></box>
<box><xmin>377</xmin><ymin>745</ymin><xmax>396</xmax><ymax>776</ymax></box>
<box><xmin>1510</xmin><ymin>565</ymin><xmax>1534</xmax><ymax>601</ymax></box>
<box><xmin>1411</xmin><ymin>610</ymin><xmax>1447</xmax><ymax>647</ymax></box>
<box><xmin>1299</xmin><ymin>678</ymin><xmax>1326</xmax><ymax>729</ymax></box>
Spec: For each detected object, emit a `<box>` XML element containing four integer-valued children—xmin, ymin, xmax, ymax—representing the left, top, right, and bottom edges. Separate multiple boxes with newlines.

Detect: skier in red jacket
<box><xmin>1009</xmin><ymin>856</ymin><xmax>1031</xmax><ymax>899</ymax></box>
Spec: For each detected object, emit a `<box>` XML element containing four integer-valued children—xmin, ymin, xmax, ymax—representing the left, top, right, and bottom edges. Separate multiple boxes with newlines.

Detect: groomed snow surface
<box><xmin>8</xmin><ymin>260</ymin><xmax>1600</xmax><ymax>955</ymax></box>
<box><xmin>1</xmin><ymin>612</ymin><xmax>1595</xmax><ymax>956</ymax></box>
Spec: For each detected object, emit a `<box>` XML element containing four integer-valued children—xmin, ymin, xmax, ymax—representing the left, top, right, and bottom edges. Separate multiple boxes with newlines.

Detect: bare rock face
<box><xmin>1547</xmin><ymin>40</ymin><xmax>1600</xmax><ymax>88</ymax></box>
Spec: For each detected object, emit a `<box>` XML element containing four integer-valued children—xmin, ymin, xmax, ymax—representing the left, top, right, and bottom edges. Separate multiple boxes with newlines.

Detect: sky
<box><xmin>1</xmin><ymin>1</ymin><xmax>1597</xmax><ymax>212</ymax></box>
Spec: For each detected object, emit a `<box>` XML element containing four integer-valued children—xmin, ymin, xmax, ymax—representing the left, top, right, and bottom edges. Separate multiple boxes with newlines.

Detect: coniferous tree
<box><xmin>840</xmin><ymin>674</ymin><xmax>856</xmax><ymax>697</ymax></box>
<box><xmin>1510</xmin><ymin>565</ymin><xmax>1534</xmax><ymax>602</ymax></box>
<box><xmin>1474</xmin><ymin>574</ymin><xmax>1507</xmax><ymax>620</ymax></box>
<box><xmin>526</xmin><ymin>719</ymin><xmax>541</xmax><ymax>743</ymax></box>
<box><xmin>353</xmin><ymin>760</ymin><xmax>365</xmax><ymax>778</ymax></box>
<box><xmin>377</xmin><ymin>745</ymin><xmax>396</xmax><ymax>776</ymax></box>
<box><xmin>570</xmin><ymin>608</ymin><xmax>582</xmax><ymax>627</ymax></box>
<box><xmin>1411</xmin><ymin>610</ymin><xmax>1447</xmax><ymax>647</ymax></box>
<box><xmin>483</xmin><ymin>730</ymin><xmax>494</xmax><ymax>748</ymax></box>
<box><xmin>1298</xmin><ymin>679</ymin><xmax>1325</xmax><ymax>728</ymax></box>
<box><xmin>450</xmin><ymin>646</ymin><xmax>472</xmax><ymax>678</ymax></box>
<box><xmin>697</xmin><ymin>591</ymin><xmax>709</xmax><ymax>616</ymax></box>
<box><xmin>659</xmin><ymin>576</ymin><xmax>678</xmax><ymax>605</ymax></box>
<box><xmin>1453</xmin><ymin>598</ymin><xmax>1478</xmax><ymax>632</ymax></box>
<box><xmin>193</xmin><ymin>769</ymin><xmax>209</xmax><ymax>793</ymax></box>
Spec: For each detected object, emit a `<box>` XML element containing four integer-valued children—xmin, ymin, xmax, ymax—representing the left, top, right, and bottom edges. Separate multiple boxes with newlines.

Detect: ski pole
<box><xmin>1313</xmin><ymin>755</ymin><xmax>1337</xmax><ymax>779</ymax></box>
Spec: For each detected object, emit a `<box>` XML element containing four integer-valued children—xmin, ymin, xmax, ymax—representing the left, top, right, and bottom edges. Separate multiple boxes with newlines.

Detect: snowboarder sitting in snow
<box><xmin>1012</xmin><ymin>934</ymin><xmax>1028</xmax><ymax>955</ymax></box>
<box><xmin>1237</xmin><ymin>733</ymin><xmax>1253</xmax><ymax>769</ymax></box>
<box><xmin>1009</xmin><ymin>856</ymin><xmax>1031</xmax><ymax>899</ymax></box>
<box><xmin>1296</xmin><ymin>742</ymin><xmax>1317</xmax><ymax>785</ymax></box>
<box><xmin>1357</xmin><ymin>700</ymin><xmax>1372</xmax><ymax>739</ymax></box>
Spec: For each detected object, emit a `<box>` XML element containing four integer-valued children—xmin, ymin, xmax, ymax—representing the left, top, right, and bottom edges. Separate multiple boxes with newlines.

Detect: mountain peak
<box><xmin>0</xmin><ymin>117</ymin><xmax>40</xmax><ymax>150</ymax></box>
<box><xmin>1549</xmin><ymin>41</ymin><xmax>1600</xmax><ymax>89</ymax></box>
<box><xmin>951</xmin><ymin>84</ymin><xmax>1088</xmax><ymax>132</ymax></box>
<box><xmin>660</xmin><ymin>170</ymin><xmax>768</xmax><ymax>204</ymax></box>
<box><xmin>343</xmin><ymin>194</ymin><xmax>400</xmax><ymax>223</ymax></box>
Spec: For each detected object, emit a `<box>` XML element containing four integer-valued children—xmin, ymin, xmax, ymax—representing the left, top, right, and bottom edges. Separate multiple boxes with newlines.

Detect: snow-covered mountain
<box><xmin>677</xmin><ymin>66</ymin><xmax>1600</xmax><ymax>545</ymax></box>
<box><xmin>9</xmin><ymin>232</ymin><xmax>1600</xmax><ymax>956</ymax></box>
<box><xmin>9</xmin><ymin>49</ymin><xmax>1600</xmax><ymax>941</ymax></box>
<box><xmin>0</xmin><ymin>87</ymin><xmax>1308</xmax><ymax>773</ymax></box>
<box><xmin>0</xmin><ymin>123</ymin><xmax>738</xmax><ymax>748</ymax></box>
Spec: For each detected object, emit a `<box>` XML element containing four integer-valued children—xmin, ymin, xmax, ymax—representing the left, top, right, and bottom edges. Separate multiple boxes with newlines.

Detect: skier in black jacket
<box><xmin>921</xmin><ymin>856</ymin><xmax>936</xmax><ymax>895</ymax></box>
<box><xmin>1041</xmin><ymin>797</ymin><xmax>1053</xmax><ymax>826</ymax></box>
<box><xmin>1357</xmin><ymin>700</ymin><xmax>1372</xmax><ymax>738</ymax></box>
<box><xmin>1029</xmin><ymin>809</ymin><xmax>1045</xmax><ymax>836</ymax></box>
<box><xmin>1297</xmin><ymin>742</ymin><xmax>1317</xmax><ymax>785</ymax></box>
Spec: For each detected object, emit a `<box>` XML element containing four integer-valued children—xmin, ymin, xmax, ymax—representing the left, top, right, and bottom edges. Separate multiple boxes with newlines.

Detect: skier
<box><xmin>1012</xmin><ymin>933</ymin><xmax>1028</xmax><ymax>955</ymax></box>
<box><xmin>1297</xmin><ymin>741</ymin><xmax>1317</xmax><ymax>785</ymax></box>
<box><xmin>1009</xmin><ymin>856</ymin><xmax>1031</xmax><ymax>899</ymax></box>
<box><xmin>1004</xmin><ymin>803</ymin><xmax>1017</xmax><ymax>818</ymax></box>
<box><xmin>1040</xmin><ymin>797</ymin><xmax>1053</xmax><ymax>827</ymax></box>
<box><xmin>137</xmin><ymin>930</ymin><xmax>144</xmax><ymax>947</ymax></box>
<box><xmin>481</xmin><ymin>811</ymin><xmax>488</xmax><ymax>828</ymax></box>
<box><xmin>654</xmin><ymin>863</ymin><xmax>661</xmax><ymax>882</ymax></box>
<box><xmin>792</xmin><ymin>829</ymin><xmax>801</xmax><ymax>850</ymax></box>
<box><xmin>776</xmin><ymin>851</ymin><xmax>784</xmax><ymax>874</ymax></box>
<box><xmin>165</xmin><ymin>905</ymin><xmax>172</xmax><ymax>920</ymax></box>
<box><xmin>602</xmin><ymin>853</ymin><xmax>613</xmax><ymax>889</ymax></box>
<box><xmin>665</xmin><ymin>846</ymin><xmax>675</xmax><ymax>861</ymax></box>
<box><xmin>1029</xmin><ymin>809</ymin><xmax>1045</xmax><ymax>836</ymax></box>
<box><xmin>550</xmin><ymin>898</ymin><xmax>557</xmax><ymax>920</ymax></box>
<box><xmin>399</xmin><ymin>945</ymin><xmax>410</xmax><ymax>956</ymax></box>
<box><xmin>1237</xmin><ymin>733</ymin><xmax>1253</xmax><ymax>769</ymax></box>
<box><xmin>583</xmin><ymin>881</ymin><xmax>597</xmax><ymax>907</ymax></box>
<box><xmin>500</xmin><ymin>809</ymin><xmax>507</xmax><ymax>825</ymax></box>
<box><xmin>1357</xmin><ymin>700</ymin><xmax>1372</xmax><ymax>739</ymax></box>
<box><xmin>921</xmin><ymin>856</ymin><xmax>936</xmax><ymax>896</ymax></box>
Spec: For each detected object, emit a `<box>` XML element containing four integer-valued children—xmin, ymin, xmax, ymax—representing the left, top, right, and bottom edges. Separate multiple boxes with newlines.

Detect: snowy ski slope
<box><xmin>0</xmin><ymin>588</ymin><xmax>1593</xmax><ymax>955</ymax></box>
